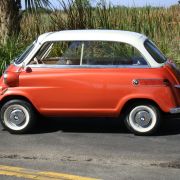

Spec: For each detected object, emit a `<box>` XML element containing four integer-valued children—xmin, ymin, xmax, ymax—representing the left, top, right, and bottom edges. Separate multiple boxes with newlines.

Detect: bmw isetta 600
<box><xmin>0</xmin><ymin>30</ymin><xmax>179</xmax><ymax>135</ymax></box>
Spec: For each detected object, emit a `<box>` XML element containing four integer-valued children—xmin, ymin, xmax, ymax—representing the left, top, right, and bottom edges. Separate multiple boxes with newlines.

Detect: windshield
<box><xmin>15</xmin><ymin>41</ymin><xmax>36</xmax><ymax>64</ymax></box>
<box><xmin>144</xmin><ymin>40</ymin><xmax>167</xmax><ymax>63</ymax></box>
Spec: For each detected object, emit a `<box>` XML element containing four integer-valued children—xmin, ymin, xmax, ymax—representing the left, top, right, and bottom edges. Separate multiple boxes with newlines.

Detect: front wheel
<box><xmin>124</xmin><ymin>103</ymin><xmax>161</xmax><ymax>135</ymax></box>
<box><xmin>0</xmin><ymin>99</ymin><xmax>36</xmax><ymax>134</ymax></box>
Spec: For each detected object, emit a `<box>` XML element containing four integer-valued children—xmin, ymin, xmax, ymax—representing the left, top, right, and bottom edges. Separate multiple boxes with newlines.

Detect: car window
<box><xmin>15</xmin><ymin>41</ymin><xmax>36</xmax><ymax>64</ymax></box>
<box><xmin>144</xmin><ymin>40</ymin><xmax>167</xmax><ymax>63</ymax></box>
<box><xmin>29</xmin><ymin>41</ymin><xmax>82</xmax><ymax>65</ymax></box>
<box><xmin>82</xmin><ymin>41</ymin><xmax>148</xmax><ymax>66</ymax></box>
<box><xmin>29</xmin><ymin>41</ymin><xmax>148</xmax><ymax>66</ymax></box>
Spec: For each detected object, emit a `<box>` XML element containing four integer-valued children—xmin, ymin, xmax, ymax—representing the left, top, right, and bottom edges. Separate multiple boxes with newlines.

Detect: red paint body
<box><xmin>0</xmin><ymin>62</ymin><xmax>180</xmax><ymax>117</ymax></box>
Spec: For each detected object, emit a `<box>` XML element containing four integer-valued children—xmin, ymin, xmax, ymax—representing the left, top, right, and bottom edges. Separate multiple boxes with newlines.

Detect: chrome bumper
<box><xmin>170</xmin><ymin>107</ymin><xmax>180</xmax><ymax>114</ymax></box>
<box><xmin>175</xmin><ymin>85</ymin><xmax>180</xmax><ymax>88</ymax></box>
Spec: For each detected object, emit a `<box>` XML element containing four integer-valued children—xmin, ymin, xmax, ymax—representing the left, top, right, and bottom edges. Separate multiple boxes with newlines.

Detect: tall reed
<box><xmin>49</xmin><ymin>1</ymin><xmax>180</xmax><ymax>63</ymax></box>
<box><xmin>0</xmin><ymin>0</ymin><xmax>179</xmax><ymax>74</ymax></box>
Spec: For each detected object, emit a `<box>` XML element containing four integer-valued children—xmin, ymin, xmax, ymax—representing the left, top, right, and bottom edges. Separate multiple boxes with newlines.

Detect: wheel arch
<box><xmin>120</xmin><ymin>98</ymin><xmax>163</xmax><ymax>115</ymax></box>
<box><xmin>0</xmin><ymin>95</ymin><xmax>39</xmax><ymax>114</ymax></box>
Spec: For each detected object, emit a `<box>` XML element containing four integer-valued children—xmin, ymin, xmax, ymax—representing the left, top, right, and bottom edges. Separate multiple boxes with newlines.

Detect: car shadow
<box><xmin>28</xmin><ymin>116</ymin><xmax>180</xmax><ymax>136</ymax></box>
<box><xmin>32</xmin><ymin>117</ymin><xmax>127</xmax><ymax>134</ymax></box>
<box><xmin>158</xmin><ymin>117</ymin><xmax>180</xmax><ymax>136</ymax></box>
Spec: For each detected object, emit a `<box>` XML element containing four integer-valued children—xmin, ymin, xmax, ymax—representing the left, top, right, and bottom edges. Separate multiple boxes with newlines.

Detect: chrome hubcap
<box><xmin>9</xmin><ymin>109</ymin><xmax>26</xmax><ymax>126</ymax></box>
<box><xmin>4</xmin><ymin>104</ymin><xmax>30</xmax><ymax>130</ymax></box>
<box><xmin>128</xmin><ymin>105</ymin><xmax>157</xmax><ymax>133</ymax></box>
<box><xmin>134</xmin><ymin>110</ymin><xmax>151</xmax><ymax>127</ymax></box>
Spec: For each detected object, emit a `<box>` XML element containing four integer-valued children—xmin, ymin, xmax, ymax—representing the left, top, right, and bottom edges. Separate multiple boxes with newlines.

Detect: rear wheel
<box><xmin>0</xmin><ymin>99</ymin><xmax>36</xmax><ymax>134</ymax></box>
<box><xmin>124</xmin><ymin>103</ymin><xmax>161</xmax><ymax>135</ymax></box>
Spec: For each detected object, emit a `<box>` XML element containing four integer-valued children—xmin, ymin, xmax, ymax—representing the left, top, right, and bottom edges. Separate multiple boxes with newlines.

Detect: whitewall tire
<box><xmin>125</xmin><ymin>103</ymin><xmax>161</xmax><ymax>135</ymax></box>
<box><xmin>0</xmin><ymin>99</ymin><xmax>36</xmax><ymax>134</ymax></box>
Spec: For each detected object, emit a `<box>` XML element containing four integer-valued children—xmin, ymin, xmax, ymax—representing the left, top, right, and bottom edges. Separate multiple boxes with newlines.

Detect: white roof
<box><xmin>30</xmin><ymin>30</ymin><xmax>161</xmax><ymax>68</ymax></box>
<box><xmin>37</xmin><ymin>30</ymin><xmax>147</xmax><ymax>45</ymax></box>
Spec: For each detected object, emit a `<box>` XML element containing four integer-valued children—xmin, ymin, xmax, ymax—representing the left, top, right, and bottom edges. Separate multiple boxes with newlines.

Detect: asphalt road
<box><xmin>0</xmin><ymin>116</ymin><xmax>180</xmax><ymax>179</ymax></box>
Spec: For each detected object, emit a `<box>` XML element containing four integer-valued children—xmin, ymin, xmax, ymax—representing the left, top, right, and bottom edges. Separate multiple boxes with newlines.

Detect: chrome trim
<box><xmin>3</xmin><ymin>73</ymin><xmax>8</xmax><ymax>84</ymax></box>
<box><xmin>175</xmin><ymin>85</ymin><xmax>180</xmax><ymax>88</ymax></box>
<box><xmin>132</xmin><ymin>79</ymin><xmax>139</xmax><ymax>85</ymax></box>
<box><xmin>170</xmin><ymin>107</ymin><xmax>180</xmax><ymax>114</ymax></box>
<box><xmin>132</xmin><ymin>78</ymin><xmax>168</xmax><ymax>87</ymax></box>
<box><xmin>27</xmin><ymin>64</ymin><xmax>150</xmax><ymax>69</ymax></box>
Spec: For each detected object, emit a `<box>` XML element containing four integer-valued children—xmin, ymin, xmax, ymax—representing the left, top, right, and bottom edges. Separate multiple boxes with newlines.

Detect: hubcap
<box><xmin>9</xmin><ymin>109</ymin><xmax>26</xmax><ymax>126</ymax></box>
<box><xmin>128</xmin><ymin>105</ymin><xmax>157</xmax><ymax>133</ymax></box>
<box><xmin>134</xmin><ymin>110</ymin><xmax>151</xmax><ymax>127</ymax></box>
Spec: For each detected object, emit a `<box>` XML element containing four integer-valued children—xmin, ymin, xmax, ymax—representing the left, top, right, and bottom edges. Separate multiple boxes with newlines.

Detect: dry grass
<box><xmin>0</xmin><ymin>1</ymin><xmax>179</xmax><ymax>73</ymax></box>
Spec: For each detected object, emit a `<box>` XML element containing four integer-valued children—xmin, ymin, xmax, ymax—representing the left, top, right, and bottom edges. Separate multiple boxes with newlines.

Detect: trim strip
<box><xmin>170</xmin><ymin>107</ymin><xmax>180</xmax><ymax>114</ymax></box>
<box><xmin>27</xmin><ymin>64</ymin><xmax>150</xmax><ymax>69</ymax></box>
<box><xmin>175</xmin><ymin>85</ymin><xmax>180</xmax><ymax>88</ymax></box>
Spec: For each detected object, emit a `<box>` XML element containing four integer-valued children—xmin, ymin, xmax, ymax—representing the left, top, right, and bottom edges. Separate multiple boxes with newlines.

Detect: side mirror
<box><xmin>25</xmin><ymin>66</ymin><xmax>32</xmax><ymax>73</ymax></box>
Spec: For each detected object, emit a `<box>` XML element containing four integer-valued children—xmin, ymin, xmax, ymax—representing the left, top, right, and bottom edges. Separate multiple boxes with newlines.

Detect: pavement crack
<box><xmin>151</xmin><ymin>161</ymin><xmax>180</xmax><ymax>169</ymax></box>
<box><xmin>0</xmin><ymin>154</ymin><xmax>19</xmax><ymax>159</ymax></box>
<box><xmin>0</xmin><ymin>154</ymin><xmax>48</xmax><ymax>161</ymax></box>
<box><xmin>2</xmin><ymin>153</ymin><xmax>180</xmax><ymax>171</ymax></box>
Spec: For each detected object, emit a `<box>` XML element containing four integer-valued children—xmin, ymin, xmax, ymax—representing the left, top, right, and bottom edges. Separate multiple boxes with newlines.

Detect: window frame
<box><xmin>28</xmin><ymin>40</ymin><xmax>150</xmax><ymax>68</ymax></box>
<box><xmin>15</xmin><ymin>41</ymin><xmax>36</xmax><ymax>64</ymax></box>
<box><xmin>144</xmin><ymin>39</ymin><xmax>167</xmax><ymax>64</ymax></box>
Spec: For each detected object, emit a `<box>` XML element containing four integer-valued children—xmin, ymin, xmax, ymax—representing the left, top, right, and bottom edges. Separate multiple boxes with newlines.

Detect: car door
<box><xmin>19</xmin><ymin>40</ymin><xmax>148</xmax><ymax>117</ymax></box>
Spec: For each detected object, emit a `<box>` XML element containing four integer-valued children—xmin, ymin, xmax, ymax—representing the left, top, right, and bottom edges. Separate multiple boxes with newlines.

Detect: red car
<box><xmin>0</xmin><ymin>30</ymin><xmax>179</xmax><ymax>135</ymax></box>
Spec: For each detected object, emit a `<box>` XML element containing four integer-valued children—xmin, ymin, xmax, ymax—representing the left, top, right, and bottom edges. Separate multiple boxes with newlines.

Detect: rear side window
<box><xmin>144</xmin><ymin>40</ymin><xmax>167</xmax><ymax>63</ymax></box>
<box><xmin>82</xmin><ymin>41</ymin><xmax>148</xmax><ymax>66</ymax></box>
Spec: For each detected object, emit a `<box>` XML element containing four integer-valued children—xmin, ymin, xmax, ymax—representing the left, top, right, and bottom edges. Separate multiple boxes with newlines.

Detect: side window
<box><xmin>29</xmin><ymin>41</ymin><xmax>148</xmax><ymax>66</ymax></box>
<box><xmin>29</xmin><ymin>41</ymin><xmax>83</xmax><ymax>65</ymax></box>
<box><xmin>82</xmin><ymin>41</ymin><xmax>148</xmax><ymax>66</ymax></box>
<box><xmin>144</xmin><ymin>40</ymin><xmax>167</xmax><ymax>63</ymax></box>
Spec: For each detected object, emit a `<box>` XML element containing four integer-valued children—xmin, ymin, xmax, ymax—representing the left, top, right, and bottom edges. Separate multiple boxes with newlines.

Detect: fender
<box><xmin>0</xmin><ymin>88</ymin><xmax>40</xmax><ymax>113</ymax></box>
<box><xmin>116</xmin><ymin>87</ymin><xmax>177</xmax><ymax>115</ymax></box>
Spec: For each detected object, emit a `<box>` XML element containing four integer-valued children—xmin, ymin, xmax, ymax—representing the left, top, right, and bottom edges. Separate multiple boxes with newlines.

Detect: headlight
<box><xmin>3</xmin><ymin>71</ymin><xmax>19</xmax><ymax>87</ymax></box>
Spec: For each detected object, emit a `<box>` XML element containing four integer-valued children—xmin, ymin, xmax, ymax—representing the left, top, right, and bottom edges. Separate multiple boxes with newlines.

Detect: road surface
<box><xmin>0</xmin><ymin>116</ymin><xmax>180</xmax><ymax>179</ymax></box>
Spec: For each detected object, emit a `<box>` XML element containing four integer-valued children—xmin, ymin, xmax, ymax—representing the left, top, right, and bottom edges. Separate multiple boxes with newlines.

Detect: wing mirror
<box><xmin>25</xmin><ymin>66</ymin><xmax>32</xmax><ymax>73</ymax></box>
<box><xmin>20</xmin><ymin>62</ymin><xmax>32</xmax><ymax>73</ymax></box>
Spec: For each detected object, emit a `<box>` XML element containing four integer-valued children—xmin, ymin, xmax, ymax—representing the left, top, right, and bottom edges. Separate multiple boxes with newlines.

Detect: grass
<box><xmin>0</xmin><ymin>1</ymin><xmax>179</xmax><ymax>74</ymax></box>
<box><xmin>0</xmin><ymin>37</ymin><xmax>30</xmax><ymax>73</ymax></box>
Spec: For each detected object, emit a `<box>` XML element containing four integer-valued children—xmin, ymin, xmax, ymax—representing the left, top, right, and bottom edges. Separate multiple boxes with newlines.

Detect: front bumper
<box><xmin>170</xmin><ymin>107</ymin><xmax>180</xmax><ymax>114</ymax></box>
